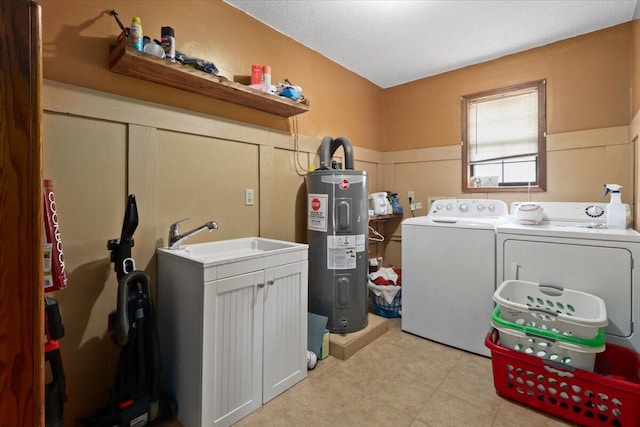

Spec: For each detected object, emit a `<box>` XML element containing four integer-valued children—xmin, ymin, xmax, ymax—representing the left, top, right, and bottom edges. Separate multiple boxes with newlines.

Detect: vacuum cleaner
<box><xmin>45</xmin><ymin>296</ymin><xmax>67</xmax><ymax>427</ymax></box>
<box><xmin>83</xmin><ymin>195</ymin><xmax>176</xmax><ymax>426</ymax></box>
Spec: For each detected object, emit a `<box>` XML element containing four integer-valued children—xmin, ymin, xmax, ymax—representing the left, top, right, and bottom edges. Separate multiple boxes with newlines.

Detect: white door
<box><xmin>502</xmin><ymin>239</ymin><xmax>633</xmax><ymax>338</ymax></box>
<box><xmin>262</xmin><ymin>261</ymin><xmax>308</xmax><ymax>403</ymax></box>
<box><xmin>204</xmin><ymin>271</ymin><xmax>264</xmax><ymax>427</ymax></box>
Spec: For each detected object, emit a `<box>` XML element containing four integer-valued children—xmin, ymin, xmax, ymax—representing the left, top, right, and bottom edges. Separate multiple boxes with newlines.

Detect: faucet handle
<box><xmin>169</xmin><ymin>217</ymin><xmax>190</xmax><ymax>236</ymax></box>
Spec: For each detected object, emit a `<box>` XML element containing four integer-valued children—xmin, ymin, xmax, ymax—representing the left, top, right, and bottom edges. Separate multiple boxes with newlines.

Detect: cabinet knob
<box><xmin>267</xmin><ymin>279</ymin><xmax>275</xmax><ymax>286</ymax></box>
<box><xmin>257</xmin><ymin>282</ymin><xmax>265</xmax><ymax>288</ymax></box>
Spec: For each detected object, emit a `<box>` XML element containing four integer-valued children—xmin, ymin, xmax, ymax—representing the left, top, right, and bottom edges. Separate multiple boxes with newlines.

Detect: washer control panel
<box><xmin>429</xmin><ymin>199</ymin><xmax>508</xmax><ymax>218</ymax></box>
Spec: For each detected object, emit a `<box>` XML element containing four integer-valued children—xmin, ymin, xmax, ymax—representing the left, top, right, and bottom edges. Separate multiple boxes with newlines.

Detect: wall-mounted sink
<box><xmin>157</xmin><ymin>237</ymin><xmax>308</xmax><ymax>281</ymax></box>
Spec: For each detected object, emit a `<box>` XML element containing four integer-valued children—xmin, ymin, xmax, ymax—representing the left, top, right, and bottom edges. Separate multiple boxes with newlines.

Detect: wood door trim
<box><xmin>0</xmin><ymin>0</ymin><xmax>44</xmax><ymax>425</ymax></box>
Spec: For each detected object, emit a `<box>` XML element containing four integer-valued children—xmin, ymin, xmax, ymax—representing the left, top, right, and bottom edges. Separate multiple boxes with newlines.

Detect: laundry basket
<box><xmin>485</xmin><ymin>328</ymin><xmax>640</xmax><ymax>427</ymax></box>
<box><xmin>494</xmin><ymin>280</ymin><xmax>608</xmax><ymax>340</ymax></box>
<box><xmin>492</xmin><ymin>308</ymin><xmax>605</xmax><ymax>372</ymax></box>
<box><xmin>368</xmin><ymin>282</ymin><xmax>401</xmax><ymax>318</ymax></box>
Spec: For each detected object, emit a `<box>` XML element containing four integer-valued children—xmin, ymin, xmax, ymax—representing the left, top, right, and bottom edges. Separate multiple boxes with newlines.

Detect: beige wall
<box><xmin>377</xmin><ymin>23</ymin><xmax>636</xmax><ymax>268</ymax></box>
<box><xmin>40</xmin><ymin>4</ymin><xmax>640</xmax><ymax>424</ymax></box>
<box><xmin>39</xmin><ymin>0</ymin><xmax>385</xmax><ymax>150</ymax></box>
<box><xmin>383</xmin><ymin>23</ymin><xmax>631</xmax><ymax>152</ymax></box>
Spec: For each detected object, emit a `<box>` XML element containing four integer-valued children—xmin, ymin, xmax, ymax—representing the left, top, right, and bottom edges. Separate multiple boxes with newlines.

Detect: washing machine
<box><xmin>497</xmin><ymin>202</ymin><xmax>640</xmax><ymax>353</ymax></box>
<box><xmin>402</xmin><ymin>199</ymin><xmax>508</xmax><ymax>357</ymax></box>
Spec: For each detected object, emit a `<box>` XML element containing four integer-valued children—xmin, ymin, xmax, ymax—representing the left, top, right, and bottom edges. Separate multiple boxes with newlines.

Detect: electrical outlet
<box><xmin>408</xmin><ymin>191</ymin><xmax>415</xmax><ymax>201</ymax></box>
<box><xmin>245</xmin><ymin>188</ymin><xmax>255</xmax><ymax>206</ymax></box>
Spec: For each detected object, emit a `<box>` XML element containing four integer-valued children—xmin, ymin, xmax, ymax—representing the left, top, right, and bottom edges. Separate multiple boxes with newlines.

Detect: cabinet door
<box><xmin>262</xmin><ymin>261</ymin><xmax>308</xmax><ymax>403</ymax></box>
<box><xmin>203</xmin><ymin>271</ymin><xmax>264</xmax><ymax>427</ymax></box>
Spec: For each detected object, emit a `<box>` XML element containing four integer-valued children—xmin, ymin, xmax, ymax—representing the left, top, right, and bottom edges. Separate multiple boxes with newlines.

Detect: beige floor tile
<box><xmin>355</xmin><ymin>331</ymin><xmax>408</xmax><ymax>371</ymax></box>
<box><xmin>329</xmin><ymin>395</ymin><xmax>415</xmax><ymax>427</ymax></box>
<box><xmin>416</xmin><ymin>390</ymin><xmax>496</xmax><ymax>427</ymax></box>
<box><xmin>287</xmin><ymin>370</ymin><xmax>366</xmax><ymax>421</ymax></box>
<box><xmin>325</xmin><ymin>357</ymin><xmax>384</xmax><ymax>393</ymax></box>
<box><xmin>234</xmin><ymin>389</ymin><xmax>330</xmax><ymax>426</ymax></box>
<box><xmin>307</xmin><ymin>353</ymin><xmax>340</xmax><ymax>378</ymax></box>
<box><xmin>396</xmin><ymin>339</ymin><xmax>462</xmax><ymax>388</ymax></box>
<box><xmin>438</xmin><ymin>352</ymin><xmax>503</xmax><ymax>414</ymax></box>
<box><xmin>367</xmin><ymin>370</ymin><xmax>436</xmax><ymax>418</ymax></box>
<box><xmin>493</xmin><ymin>398</ymin><xmax>577</xmax><ymax>427</ymax></box>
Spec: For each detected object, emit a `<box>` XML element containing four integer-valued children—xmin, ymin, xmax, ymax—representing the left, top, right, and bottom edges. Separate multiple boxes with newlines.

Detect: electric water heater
<box><xmin>306</xmin><ymin>136</ymin><xmax>369</xmax><ymax>333</ymax></box>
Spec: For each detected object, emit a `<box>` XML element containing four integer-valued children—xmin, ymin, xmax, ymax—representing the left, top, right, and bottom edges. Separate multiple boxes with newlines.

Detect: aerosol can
<box><xmin>605</xmin><ymin>184</ymin><xmax>626</xmax><ymax>229</ymax></box>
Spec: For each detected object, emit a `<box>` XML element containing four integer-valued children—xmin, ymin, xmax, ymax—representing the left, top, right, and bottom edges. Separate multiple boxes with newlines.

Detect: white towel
<box><xmin>367</xmin><ymin>281</ymin><xmax>401</xmax><ymax>304</ymax></box>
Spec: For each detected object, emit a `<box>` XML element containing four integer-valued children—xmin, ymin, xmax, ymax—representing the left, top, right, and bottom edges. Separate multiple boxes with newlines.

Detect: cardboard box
<box><xmin>233</xmin><ymin>74</ymin><xmax>251</xmax><ymax>85</ymax></box>
<box><xmin>329</xmin><ymin>313</ymin><xmax>389</xmax><ymax>360</ymax></box>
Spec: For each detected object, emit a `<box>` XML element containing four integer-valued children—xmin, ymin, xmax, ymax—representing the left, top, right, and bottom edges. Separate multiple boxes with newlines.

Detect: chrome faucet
<box><xmin>168</xmin><ymin>218</ymin><xmax>218</xmax><ymax>249</ymax></box>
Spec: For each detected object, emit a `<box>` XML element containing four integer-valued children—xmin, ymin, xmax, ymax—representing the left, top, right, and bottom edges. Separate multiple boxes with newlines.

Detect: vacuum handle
<box><xmin>120</xmin><ymin>194</ymin><xmax>139</xmax><ymax>242</ymax></box>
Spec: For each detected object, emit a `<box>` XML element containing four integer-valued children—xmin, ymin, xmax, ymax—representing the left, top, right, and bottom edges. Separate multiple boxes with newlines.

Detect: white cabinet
<box><xmin>156</xmin><ymin>238</ymin><xmax>308</xmax><ymax>427</ymax></box>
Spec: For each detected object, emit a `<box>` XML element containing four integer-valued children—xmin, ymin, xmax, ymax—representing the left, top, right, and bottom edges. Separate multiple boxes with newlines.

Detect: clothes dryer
<box><xmin>497</xmin><ymin>202</ymin><xmax>640</xmax><ymax>352</ymax></box>
<box><xmin>402</xmin><ymin>199</ymin><xmax>508</xmax><ymax>356</ymax></box>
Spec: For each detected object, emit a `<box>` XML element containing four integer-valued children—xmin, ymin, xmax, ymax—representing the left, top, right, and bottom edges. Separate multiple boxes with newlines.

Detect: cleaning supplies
<box><xmin>604</xmin><ymin>184</ymin><xmax>626</xmax><ymax>229</ymax></box>
<box><xmin>370</xmin><ymin>192</ymin><xmax>388</xmax><ymax>215</ymax></box>
<box><xmin>391</xmin><ymin>193</ymin><xmax>403</xmax><ymax>215</ymax></box>
<box><xmin>130</xmin><ymin>17</ymin><xmax>143</xmax><ymax>51</ymax></box>
<box><xmin>161</xmin><ymin>26</ymin><xmax>176</xmax><ymax>62</ymax></box>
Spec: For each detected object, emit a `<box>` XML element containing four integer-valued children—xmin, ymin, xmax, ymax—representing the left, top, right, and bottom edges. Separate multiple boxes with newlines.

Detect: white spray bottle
<box><xmin>604</xmin><ymin>184</ymin><xmax>626</xmax><ymax>229</ymax></box>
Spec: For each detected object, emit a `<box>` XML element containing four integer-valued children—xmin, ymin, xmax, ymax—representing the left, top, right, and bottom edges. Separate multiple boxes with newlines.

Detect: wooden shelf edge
<box><xmin>109</xmin><ymin>39</ymin><xmax>310</xmax><ymax>118</ymax></box>
<box><xmin>369</xmin><ymin>214</ymin><xmax>403</xmax><ymax>222</ymax></box>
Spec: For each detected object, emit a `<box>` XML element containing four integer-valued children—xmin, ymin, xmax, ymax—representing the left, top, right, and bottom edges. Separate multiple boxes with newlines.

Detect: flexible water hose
<box><xmin>116</xmin><ymin>270</ymin><xmax>151</xmax><ymax>346</ymax></box>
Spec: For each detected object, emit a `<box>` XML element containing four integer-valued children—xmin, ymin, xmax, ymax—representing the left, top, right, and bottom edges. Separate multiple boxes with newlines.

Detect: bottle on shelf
<box><xmin>161</xmin><ymin>26</ymin><xmax>176</xmax><ymax>62</ymax></box>
<box><xmin>130</xmin><ymin>16</ymin><xmax>143</xmax><ymax>51</ymax></box>
<box><xmin>262</xmin><ymin>65</ymin><xmax>271</xmax><ymax>93</ymax></box>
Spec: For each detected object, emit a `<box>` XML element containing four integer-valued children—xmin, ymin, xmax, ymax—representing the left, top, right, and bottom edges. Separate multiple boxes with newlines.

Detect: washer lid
<box><xmin>403</xmin><ymin>216</ymin><xmax>504</xmax><ymax>230</ymax></box>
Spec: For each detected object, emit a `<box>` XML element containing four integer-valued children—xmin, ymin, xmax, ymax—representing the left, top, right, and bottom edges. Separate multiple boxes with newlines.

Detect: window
<box><xmin>462</xmin><ymin>80</ymin><xmax>546</xmax><ymax>192</ymax></box>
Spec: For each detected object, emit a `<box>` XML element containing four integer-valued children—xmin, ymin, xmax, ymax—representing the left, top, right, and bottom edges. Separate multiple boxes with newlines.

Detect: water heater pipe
<box><xmin>319</xmin><ymin>136</ymin><xmax>354</xmax><ymax>170</ymax></box>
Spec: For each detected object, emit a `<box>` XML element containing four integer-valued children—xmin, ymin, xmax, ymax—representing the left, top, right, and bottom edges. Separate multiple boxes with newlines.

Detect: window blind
<box><xmin>468</xmin><ymin>90</ymin><xmax>538</xmax><ymax>163</ymax></box>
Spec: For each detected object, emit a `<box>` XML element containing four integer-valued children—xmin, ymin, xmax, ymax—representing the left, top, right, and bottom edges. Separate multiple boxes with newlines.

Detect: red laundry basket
<box><xmin>485</xmin><ymin>329</ymin><xmax>640</xmax><ymax>427</ymax></box>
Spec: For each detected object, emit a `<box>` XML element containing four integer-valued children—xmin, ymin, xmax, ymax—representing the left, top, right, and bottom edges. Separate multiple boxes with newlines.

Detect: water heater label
<box><xmin>327</xmin><ymin>235</ymin><xmax>356</xmax><ymax>269</ymax></box>
<box><xmin>308</xmin><ymin>193</ymin><xmax>328</xmax><ymax>232</ymax></box>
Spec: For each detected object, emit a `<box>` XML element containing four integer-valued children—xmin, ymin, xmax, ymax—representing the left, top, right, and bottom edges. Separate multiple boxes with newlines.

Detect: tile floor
<box><xmin>161</xmin><ymin>317</ymin><xmax>575</xmax><ymax>426</ymax></box>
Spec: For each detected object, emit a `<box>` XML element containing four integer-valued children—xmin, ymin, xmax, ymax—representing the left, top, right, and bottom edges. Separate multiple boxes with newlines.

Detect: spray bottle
<box><xmin>604</xmin><ymin>184</ymin><xmax>626</xmax><ymax>229</ymax></box>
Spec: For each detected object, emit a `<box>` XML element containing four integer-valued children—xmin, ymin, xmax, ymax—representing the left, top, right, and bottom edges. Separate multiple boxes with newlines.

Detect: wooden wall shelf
<box><xmin>369</xmin><ymin>214</ymin><xmax>403</xmax><ymax>222</ymax></box>
<box><xmin>109</xmin><ymin>40</ymin><xmax>310</xmax><ymax>118</ymax></box>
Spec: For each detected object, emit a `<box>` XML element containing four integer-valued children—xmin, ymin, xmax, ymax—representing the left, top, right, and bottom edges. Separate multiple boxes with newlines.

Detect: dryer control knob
<box><xmin>488</xmin><ymin>204</ymin><xmax>496</xmax><ymax>212</ymax></box>
<box><xmin>477</xmin><ymin>204</ymin><xmax>486</xmax><ymax>212</ymax></box>
<box><xmin>446</xmin><ymin>203</ymin><xmax>453</xmax><ymax>211</ymax></box>
<box><xmin>586</xmin><ymin>205</ymin><xmax>604</xmax><ymax>218</ymax></box>
<box><xmin>459</xmin><ymin>203</ymin><xmax>469</xmax><ymax>212</ymax></box>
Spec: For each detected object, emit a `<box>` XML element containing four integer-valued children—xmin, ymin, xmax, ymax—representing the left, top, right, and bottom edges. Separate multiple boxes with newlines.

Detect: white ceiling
<box><xmin>225</xmin><ymin>0</ymin><xmax>639</xmax><ymax>88</ymax></box>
